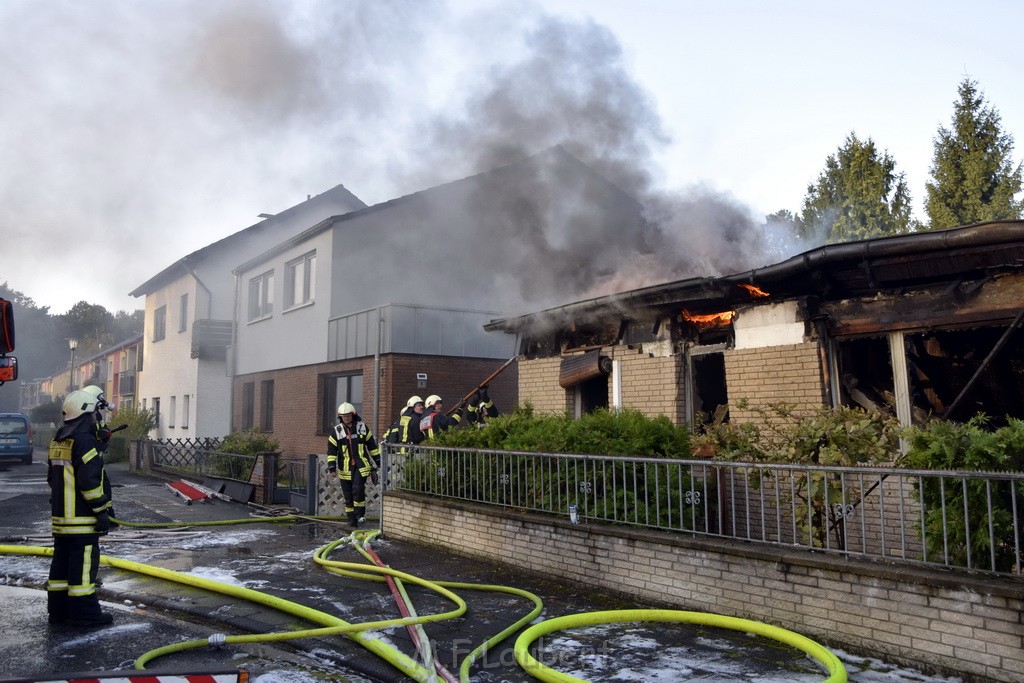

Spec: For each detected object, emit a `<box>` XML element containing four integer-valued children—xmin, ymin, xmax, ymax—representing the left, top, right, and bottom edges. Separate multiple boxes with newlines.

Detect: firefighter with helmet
<box><xmin>47</xmin><ymin>389</ymin><xmax>115</xmax><ymax>627</ymax></box>
<box><xmin>383</xmin><ymin>395</ymin><xmax>425</xmax><ymax>451</ymax></box>
<box><xmin>327</xmin><ymin>402</ymin><xmax>380</xmax><ymax>527</ymax></box>
<box><xmin>419</xmin><ymin>394</ymin><xmax>463</xmax><ymax>440</ymax></box>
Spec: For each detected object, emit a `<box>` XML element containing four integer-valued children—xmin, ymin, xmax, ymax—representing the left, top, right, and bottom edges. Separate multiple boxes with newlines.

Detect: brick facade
<box><xmin>231</xmin><ymin>354</ymin><xmax>518</xmax><ymax>468</ymax></box>
<box><xmin>384</xmin><ymin>492</ymin><xmax>1024</xmax><ymax>682</ymax></box>
<box><xmin>725</xmin><ymin>341</ymin><xmax>826</xmax><ymax>423</ymax></box>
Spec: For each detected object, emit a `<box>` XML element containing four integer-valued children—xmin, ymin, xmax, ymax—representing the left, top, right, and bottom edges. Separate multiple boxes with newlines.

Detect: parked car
<box><xmin>0</xmin><ymin>413</ymin><xmax>33</xmax><ymax>465</ymax></box>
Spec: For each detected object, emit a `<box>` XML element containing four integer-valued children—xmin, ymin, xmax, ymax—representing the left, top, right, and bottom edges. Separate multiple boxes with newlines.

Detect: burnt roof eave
<box><xmin>485</xmin><ymin>220</ymin><xmax>1024</xmax><ymax>335</ymax></box>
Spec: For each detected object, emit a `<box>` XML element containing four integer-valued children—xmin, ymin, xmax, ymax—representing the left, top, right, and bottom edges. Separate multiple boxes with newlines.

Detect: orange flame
<box><xmin>739</xmin><ymin>283</ymin><xmax>769</xmax><ymax>298</ymax></box>
<box><xmin>683</xmin><ymin>309</ymin><xmax>735</xmax><ymax>326</ymax></box>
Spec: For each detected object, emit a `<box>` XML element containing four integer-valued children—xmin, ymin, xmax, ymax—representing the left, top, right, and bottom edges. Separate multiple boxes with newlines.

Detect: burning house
<box><xmin>486</xmin><ymin>220</ymin><xmax>1024</xmax><ymax>432</ymax></box>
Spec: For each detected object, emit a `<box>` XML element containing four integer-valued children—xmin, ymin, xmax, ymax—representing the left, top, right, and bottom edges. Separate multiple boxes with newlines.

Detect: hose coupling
<box><xmin>208</xmin><ymin>633</ymin><xmax>227</xmax><ymax>648</ymax></box>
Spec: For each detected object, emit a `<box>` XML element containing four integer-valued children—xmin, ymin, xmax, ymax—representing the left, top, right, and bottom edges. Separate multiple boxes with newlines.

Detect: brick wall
<box><xmin>725</xmin><ymin>342</ymin><xmax>826</xmax><ymax>422</ymax></box>
<box><xmin>232</xmin><ymin>354</ymin><xmax>519</xmax><ymax>470</ymax></box>
<box><xmin>383</xmin><ymin>493</ymin><xmax>1024</xmax><ymax>682</ymax></box>
<box><xmin>611</xmin><ymin>345</ymin><xmax>685</xmax><ymax>423</ymax></box>
<box><xmin>519</xmin><ymin>348</ymin><xmax>685</xmax><ymax>421</ymax></box>
<box><xmin>518</xmin><ymin>357</ymin><xmax>567</xmax><ymax>413</ymax></box>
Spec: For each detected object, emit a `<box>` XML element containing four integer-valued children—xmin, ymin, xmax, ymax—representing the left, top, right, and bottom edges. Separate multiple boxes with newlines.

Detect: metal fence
<box><xmin>150</xmin><ymin>437</ymin><xmax>257</xmax><ymax>481</ymax></box>
<box><xmin>382</xmin><ymin>444</ymin><xmax>1024</xmax><ymax>577</ymax></box>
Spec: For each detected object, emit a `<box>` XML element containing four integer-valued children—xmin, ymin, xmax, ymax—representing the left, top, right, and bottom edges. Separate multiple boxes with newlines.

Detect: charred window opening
<box><xmin>837</xmin><ymin>337</ymin><xmax>896</xmax><ymax>416</ymax></box>
<box><xmin>576</xmin><ymin>374</ymin><xmax>609</xmax><ymax>416</ymax></box>
<box><xmin>905</xmin><ymin>325</ymin><xmax>1024</xmax><ymax>426</ymax></box>
<box><xmin>836</xmin><ymin>322</ymin><xmax>1024</xmax><ymax>427</ymax></box>
<box><xmin>687</xmin><ymin>344</ymin><xmax>729</xmax><ymax>432</ymax></box>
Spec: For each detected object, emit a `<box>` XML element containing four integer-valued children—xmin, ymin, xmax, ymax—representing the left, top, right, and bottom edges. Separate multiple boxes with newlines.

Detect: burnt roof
<box><xmin>486</xmin><ymin>220</ymin><xmax>1024</xmax><ymax>333</ymax></box>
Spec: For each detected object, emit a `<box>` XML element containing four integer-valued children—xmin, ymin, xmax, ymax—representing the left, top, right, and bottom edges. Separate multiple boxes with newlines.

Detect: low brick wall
<box><xmin>383</xmin><ymin>492</ymin><xmax>1024</xmax><ymax>682</ymax></box>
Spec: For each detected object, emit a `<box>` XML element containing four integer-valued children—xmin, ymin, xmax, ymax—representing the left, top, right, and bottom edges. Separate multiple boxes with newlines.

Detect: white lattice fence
<box><xmin>313</xmin><ymin>455</ymin><xmax>382</xmax><ymax>519</ymax></box>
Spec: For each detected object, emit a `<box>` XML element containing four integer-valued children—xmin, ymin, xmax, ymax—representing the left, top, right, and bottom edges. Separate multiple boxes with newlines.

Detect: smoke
<box><xmin>0</xmin><ymin>0</ymin><xmax>799</xmax><ymax>317</ymax></box>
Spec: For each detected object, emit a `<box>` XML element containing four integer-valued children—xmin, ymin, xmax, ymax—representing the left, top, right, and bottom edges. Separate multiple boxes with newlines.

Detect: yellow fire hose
<box><xmin>0</xmin><ymin>518</ymin><xmax>847</xmax><ymax>683</ymax></box>
<box><xmin>514</xmin><ymin>609</ymin><xmax>847</xmax><ymax>683</ymax></box>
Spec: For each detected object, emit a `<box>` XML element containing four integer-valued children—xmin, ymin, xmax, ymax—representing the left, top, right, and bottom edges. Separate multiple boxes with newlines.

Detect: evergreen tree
<box><xmin>925</xmin><ymin>78</ymin><xmax>1023</xmax><ymax>229</ymax></box>
<box><xmin>797</xmin><ymin>133</ymin><xmax>915</xmax><ymax>243</ymax></box>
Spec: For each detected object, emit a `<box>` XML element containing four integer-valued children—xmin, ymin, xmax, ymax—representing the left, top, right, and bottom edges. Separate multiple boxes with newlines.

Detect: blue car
<box><xmin>0</xmin><ymin>413</ymin><xmax>33</xmax><ymax>465</ymax></box>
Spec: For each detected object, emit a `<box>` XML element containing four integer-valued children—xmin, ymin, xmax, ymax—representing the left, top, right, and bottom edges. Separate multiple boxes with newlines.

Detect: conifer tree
<box><xmin>797</xmin><ymin>133</ymin><xmax>915</xmax><ymax>243</ymax></box>
<box><xmin>926</xmin><ymin>79</ymin><xmax>1023</xmax><ymax>229</ymax></box>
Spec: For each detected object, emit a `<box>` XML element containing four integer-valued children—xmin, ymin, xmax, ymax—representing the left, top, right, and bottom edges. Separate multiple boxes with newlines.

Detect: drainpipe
<box><xmin>373</xmin><ymin>306</ymin><xmax>383</xmax><ymax>436</ymax></box>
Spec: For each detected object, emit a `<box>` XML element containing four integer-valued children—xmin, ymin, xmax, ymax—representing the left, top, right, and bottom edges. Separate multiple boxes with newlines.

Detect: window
<box><xmin>179</xmin><ymin>294</ymin><xmax>189</xmax><ymax>332</ymax></box>
<box><xmin>153</xmin><ymin>306</ymin><xmax>166</xmax><ymax>341</ymax></box>
<box><xmin>242</xmin><ymin>382</ymin><xmax>255</xmax><ymax>430</ymax></box>
<box><xmin>321</xmin><ymin>372</ymin><xmax>363</xmax><ymax>433</ymax></box>
<box><xmin>169</xmin><ymin>396</ymin><xmax>176</xmax><ymax>428</ymax></box>
<box><xmin>248</xmin><ymin>271</ymin><xmax>274</xmax><ymax>321</ymax></box>
<box><xmin>182</xmin><ymin>395</ymin><xmax>190</xmax><ymax>429</ymax></box>
<box><xmin>152</xmin><ymin>397</ymin><xmax>161</xmax><ymax>427</ymax></box>
<box><xmin>285</xmin><ymin>251</ymin><xmax>316</xmax><ymax>309</ymax></box>
<box><xmin>261</xmin><ymin>380</ymin><xmax>275</xmax><ymax>431</ymax></box>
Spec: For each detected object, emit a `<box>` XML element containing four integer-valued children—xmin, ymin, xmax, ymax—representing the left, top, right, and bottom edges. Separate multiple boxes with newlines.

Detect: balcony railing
<box><xmin>191</xmin><ymin>319</ymin><xmax>234</xmax><ymax>360</ymax></box>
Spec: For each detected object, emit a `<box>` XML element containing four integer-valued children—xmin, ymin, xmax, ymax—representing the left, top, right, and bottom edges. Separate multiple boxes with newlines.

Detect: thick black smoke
<box><xmin>0</xmin><ymin>0</ymin><xmax>783</xmax><ymax>316</ymax></box>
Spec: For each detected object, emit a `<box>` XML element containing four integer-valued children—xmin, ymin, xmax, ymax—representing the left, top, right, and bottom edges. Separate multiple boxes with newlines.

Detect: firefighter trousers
<box><xmin>48</xmin><ymin>535</ymin><xmax>103</xmax><ymax>623</ymax></box>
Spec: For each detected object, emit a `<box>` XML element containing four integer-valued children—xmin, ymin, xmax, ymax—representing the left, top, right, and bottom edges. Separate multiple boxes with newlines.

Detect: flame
<box><xmin>683</xmin><ymin>309</ymin><xmax>735</xmax><ymax>326</ymax></box>
<box><xmin>739</xmin><ymin>283</ymin><xmax>769</xmax><ymax>298</ymax></box>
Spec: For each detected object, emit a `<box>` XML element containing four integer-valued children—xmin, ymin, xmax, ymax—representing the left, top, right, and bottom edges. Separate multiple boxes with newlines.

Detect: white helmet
<box><xmin>82</xmin><ymin>384</ymin><xmax>110</xmax><ymax>409</ymax></box>
<box><xmin>63</xmin><ymin>390</ymin><xmax>99</xmax><ymax>422</ymax></box>
<box><xmin>425</xmin><ymin>394</ymin><xmax>443</xmax><ymax>409</ymax></box>
<box><xmin>407</xmin><ymin>395</ymin><xmax>424</xmax><ymax>408</ymax></box>
<box><xmin>337</xmin><ymin>402</ymin><xmax>356</xmax><ymax>417</ymax></box>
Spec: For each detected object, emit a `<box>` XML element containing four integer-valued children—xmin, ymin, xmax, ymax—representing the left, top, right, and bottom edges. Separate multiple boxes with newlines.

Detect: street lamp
<box><xmin>68</xmin><ymin>338</ymin><xmax>78</xmax><ymax>394</ymax></box>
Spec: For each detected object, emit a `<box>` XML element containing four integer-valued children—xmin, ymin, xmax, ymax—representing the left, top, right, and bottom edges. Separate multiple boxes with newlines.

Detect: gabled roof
<box><xmin>485</xmin><ymin>220</ymin><xmax>1024</xmax><ymax>334</ymax></box>
<box><xmin>233</xmin><ymin>145</ymin><xmax>638</xmax><ymax>275</ymax></box>
<box><xmin>129</xmin><ymin>183</ymin><xmax>364</xmax><ymax>297</ymax></box>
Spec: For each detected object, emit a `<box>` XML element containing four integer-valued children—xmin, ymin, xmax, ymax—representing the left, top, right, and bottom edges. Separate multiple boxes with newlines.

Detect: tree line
<box><xmin>0</xmin><ymin>284</ymin><xmax>142</xmax><ymax>412</ymax></box>
<box><xmin>771</xmin><ymin>78</ymin><xmax>1023</xmax><ymax>243</ymax></box>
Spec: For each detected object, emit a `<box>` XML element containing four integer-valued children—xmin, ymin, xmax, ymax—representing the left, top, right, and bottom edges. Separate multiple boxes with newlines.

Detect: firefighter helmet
<box><xmin>407</xmin><ymin>395</ymin><xmax>424</xmax><ymax>408</ymax></box>
<box><xmin>62</xmin><ymin>390</ymin><xmax>99</xmax><ymax>422</ymax></box>
<box><xmin>337</xmin><ymin>402</ymin><xmax>356</xmax><ymax>416</ymax></box>
<box><xmin>82</xmin><ymin>384</ymin><xmax>109</xmax><ymax>409</ymax></box>
<box><xmin>425</xmin><ymin>394</ymin><xmax>442</xmax><ymax>409</ymax></box>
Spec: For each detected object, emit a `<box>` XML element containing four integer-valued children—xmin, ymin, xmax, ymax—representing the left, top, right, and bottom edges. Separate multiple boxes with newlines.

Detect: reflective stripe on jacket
<box><xmin>48</xmin><ymin>418</ymin><xmax>111</xmax><ymax>536</ymax></box>
<box><xmin>327</xmin><ymin>416</ymin><xmax>380</xmax><ymax>479</ymax></box>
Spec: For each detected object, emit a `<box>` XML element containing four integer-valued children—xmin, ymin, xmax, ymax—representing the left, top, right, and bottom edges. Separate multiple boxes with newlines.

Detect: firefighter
<box><xmin>327</xmin><ymin>402</ymin><xmax>380</xmax><ymax>527</ymax></box>
<box><xmin>82</xmin><ymin>385</ymin><xmax>114</xmax><ymax>452</ymax></box>
<box><xmin>419</xmin><ymin>394</ymin><xmax>463</xmax><ymax>440</ymax></box>
<box><xmin>466</xmin><ymin>385</ymin><xmax>499</xmax><ymax>427</ymax></box>
<box><xmin>47</xmin><ymin>389</ymin><xmax>114</xmax><ymax>628</ymax></box>
<box><xmin>383</xmin><ymin>395</ymin><xmax>425</xmax><ymax>450</ymax></box>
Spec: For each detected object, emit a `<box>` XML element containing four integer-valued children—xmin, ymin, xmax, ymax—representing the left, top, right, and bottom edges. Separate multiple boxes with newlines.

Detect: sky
<box><xmin>1</xmin><ymin>0</ymin><xmax>1022</xmax><ymax>315</ymax></box>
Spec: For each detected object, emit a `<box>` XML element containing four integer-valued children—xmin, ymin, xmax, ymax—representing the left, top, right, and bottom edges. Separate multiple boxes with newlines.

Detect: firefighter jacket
<box><xmin>419</xmin><ymin>407</ymin><xmax>461</xmax><ymax>440</ymax></box>
<box><xmin>48</xmin><ymin>416</ymin><xmax>112</xmax><ymax>537</ymax></box>
<box><xmin>385</xmin><ymin>407</ymin><xmax>424</xmax><ymax>445</ymax></box>
<box><xmin>467</xmin><ymin>399</ymin><xmax>498</xmax><ymax>426</ymax></box>
<box><xmin>327</xmin><ymin>414</ymin><xmax>380</xmax><ymax>479</ymax></box>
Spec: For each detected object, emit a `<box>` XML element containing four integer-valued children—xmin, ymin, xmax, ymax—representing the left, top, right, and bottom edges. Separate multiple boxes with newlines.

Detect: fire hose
<box><xmin>0</xmin><ymin>521</ymin><xmax>846</xmax><ymax>682</ymax></box>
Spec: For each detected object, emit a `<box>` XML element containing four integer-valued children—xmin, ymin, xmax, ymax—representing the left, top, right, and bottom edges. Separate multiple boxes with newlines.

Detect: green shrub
<box><xmin>430</xmin><ymin>405</ymin><xmax>691</xmax><ymax>457</ymax></box>
<box><xmin>700</xmin><ymin>401</ymin><xmax>901</xmax><ymax>547</ymax></box>
<box><xmin>409</xmin><ymin>406</ymin><xmax>705</xmax><ymax>529</ymax></box>
<box><xmin>219</xmin><ymin>427</ymin><xmax>279</xmax><ymax>456</ymax></box>
<box><xmin>902</xmin><ymin>416</ymin><xmax>1024</xmax><ymax>571</ymax></box>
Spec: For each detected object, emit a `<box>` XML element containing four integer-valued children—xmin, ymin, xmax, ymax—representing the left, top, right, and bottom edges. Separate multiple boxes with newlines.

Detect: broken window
<box><xmin>904</xmin><ymin>324</ymin><xmax>1024</xmax><ymax>426</ymax></box>
<box><xmin>687</xmin><ymin>343</ymin><xmax>729</xmax><ymax>432</ymax></box>
<box><xmin>835</xmin><ymin>321</ymin><xmax>1024</xmax><ymax>427</ymax></box>
<box><xmin>836</xmin><ymin>336</ymin><xmax>896</xmax><ymax>416</ymax></box>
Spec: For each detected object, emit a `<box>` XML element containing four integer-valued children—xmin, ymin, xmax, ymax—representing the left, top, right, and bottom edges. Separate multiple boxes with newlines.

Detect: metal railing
<box><xmin>382</xmin><ymin>444</ymin><xmax>1024</xmax><ymax>577</ymax></box>
<box><xmin>150</xmin><ymin>437</ymin><xmax>261</xmax><ymax>481</ymax></box>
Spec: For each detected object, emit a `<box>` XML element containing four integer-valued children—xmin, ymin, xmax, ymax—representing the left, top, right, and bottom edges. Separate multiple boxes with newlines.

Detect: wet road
<box><xmin>0</xmin><ymin>453</ymin><xmax>963</xmax><ymax>682</ymax></box>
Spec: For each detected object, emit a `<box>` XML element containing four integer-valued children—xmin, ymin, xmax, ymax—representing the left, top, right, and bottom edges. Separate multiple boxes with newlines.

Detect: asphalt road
<box><xmin>0</xmin><ymin>451</ymin><xmax>962</xmax><ymax>683</ymax></box>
